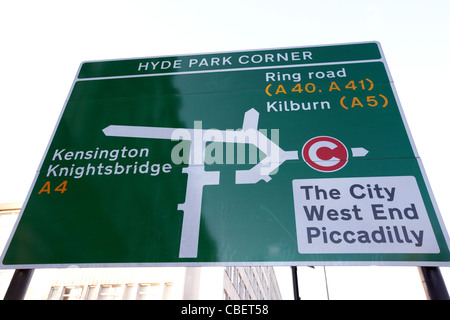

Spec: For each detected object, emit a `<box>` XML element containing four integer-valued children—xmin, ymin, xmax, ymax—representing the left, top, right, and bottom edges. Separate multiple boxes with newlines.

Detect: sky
<box><xmin>1</xmin><ymin>0</ymin><xmax>449</xmax><ymax>299</ymax></box>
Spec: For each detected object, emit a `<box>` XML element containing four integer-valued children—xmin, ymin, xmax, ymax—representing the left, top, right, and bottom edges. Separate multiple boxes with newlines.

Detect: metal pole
<box><xmin>323</xmin><ymin>266</ymin><xmax>330</xmax><ymax>300</ymax></box>
<box><xmin>418</xmin><ymin>267</ymin><xmax>449</xmax><ymax>300</ymax></box>
<box><xmin>3</xmin><ymin>269</ymin><xmax>34</xmax><ymax>300</ymax></box>
<box><xmin>291</xmin><ymin>266</ymin><xmax>301</xmax><ymax>300</ymax></box>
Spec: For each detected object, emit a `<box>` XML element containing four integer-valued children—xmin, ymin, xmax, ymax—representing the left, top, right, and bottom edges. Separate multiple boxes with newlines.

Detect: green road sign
<box><xmin>2</xmin><ymin>42</ymin><xmax>450</xmax><ymax>268</ymax></box>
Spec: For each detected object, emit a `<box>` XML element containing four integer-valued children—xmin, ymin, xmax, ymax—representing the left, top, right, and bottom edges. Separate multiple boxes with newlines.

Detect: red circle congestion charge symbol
<box><xmin>302</xmin><ymin>136</ymin><xmax>348</xmax><ymax>172</ymax></box>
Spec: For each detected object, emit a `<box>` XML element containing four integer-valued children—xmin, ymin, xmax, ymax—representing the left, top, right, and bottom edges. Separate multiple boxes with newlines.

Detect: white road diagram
<box><xmin>103</xmin><ymin>108</ymin><xmax>299</xmax><ymax>258</ymax></box>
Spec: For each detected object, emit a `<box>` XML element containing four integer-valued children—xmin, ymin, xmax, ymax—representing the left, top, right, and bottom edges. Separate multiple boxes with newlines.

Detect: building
<box><xmin>0</xmin><ymin>203</ymin><xmax>282</xmax><ymax>300</ymax></box>
<box><xmin>224</xmin><ymin>266</ymin><xmax>281</xmax><ymax>300</ymax></box>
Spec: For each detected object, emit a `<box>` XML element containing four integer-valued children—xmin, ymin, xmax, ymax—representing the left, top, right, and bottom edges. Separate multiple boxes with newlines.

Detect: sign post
<box><xmin>1</xmin><ymin>42</ymin><xmax>450</xmax><ymax>269</ymax></box>
<box><xmin>419</xmin><ymin>267</ymin><xmax>449</xmax><ymax>300</ymax></box>
<box><xmin>3</xmin><ymin>269</ymin><xmax>34</xmax><ymax>300</ymax></box>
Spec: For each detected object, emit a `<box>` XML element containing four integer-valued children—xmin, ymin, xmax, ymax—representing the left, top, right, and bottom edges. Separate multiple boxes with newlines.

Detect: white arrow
<box><xmin>351</xmin><ymin>147</ymin><xmax>369</xmax><ymax>157</ymax></box>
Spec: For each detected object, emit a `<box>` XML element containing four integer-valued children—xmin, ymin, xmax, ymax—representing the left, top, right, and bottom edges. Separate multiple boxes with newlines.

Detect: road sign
<box><xmin>302</xmin><ymin>136</ymin><xmax>348</xmax><ymax>172</ymax></box>
<box><xmin>2</xmin><ymin>42</ymin><xmax>450</xmax><ymax>268</ymax></box>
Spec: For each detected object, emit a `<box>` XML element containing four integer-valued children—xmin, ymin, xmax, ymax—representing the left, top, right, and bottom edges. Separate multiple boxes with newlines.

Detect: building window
<box><xmin>163</xmin><ymin>282</ymin><xmax>174</xmax><ymax>300</ymax></box>
<box><xmin>122</xmin><ymin>284</ymin><xmax>136</xmax><ymax>300</ymax></box>
<box><xmin>236</xmin><ymin>273</ymin><xmax>242</xmax><ymax>296</ymax></box>
<box><xmin>48</xmin><ymin>287</ymin><xmax>62</xmax><ymax>300</ymax></box>
<box><xmin>224</xmin><ymin>289</ymin><xmax>231</xmax><ymax>300</ymax></box>
<box><xmin>136</xmin><ymin>283</ymin><xmax>162</xmax><ymax>300</ymax></box>
<box><xmin>241</xmin><ymin>283</ymin><xmax>247</xmax><ymax>300</ymax></box>
<box><xmin>85</xmin><ymin>285</ymin><xmax>97</xmax><ymax>300</ymax></box>
<box><xmin>48</xmin><ymin>286</ymin><xmax>83</xmax><ymax>300</ymax></box>
<box><xmin>62</xmin><ymin>286</ymin><xmax>83</xmax><ymax>300</ymax></box>
<box><xmin>98</xmin><ymin>284</ymin><xmax>122</xmax><ymax>300</ymax></box>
